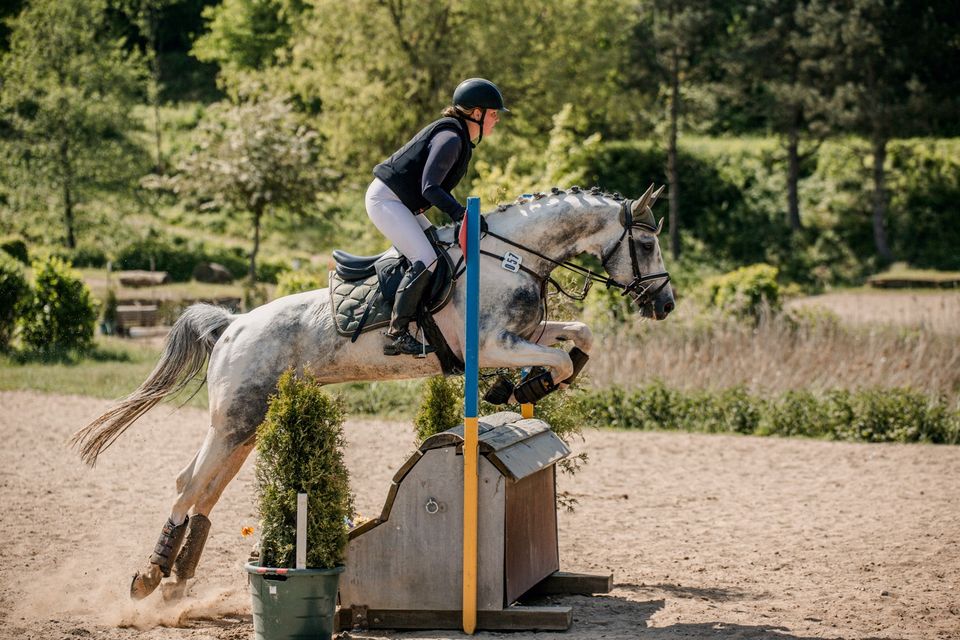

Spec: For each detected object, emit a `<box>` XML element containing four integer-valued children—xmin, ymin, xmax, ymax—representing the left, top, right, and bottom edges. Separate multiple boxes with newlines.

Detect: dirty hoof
<box><xmin>130</xmin><ymin>564</ymin><xmax>163</xmax><ymax>600</ymax></box>
<box><xmin>161</xmin><ymin>580</ymin><xmax>188</xmax><ymax>602</ymax></box>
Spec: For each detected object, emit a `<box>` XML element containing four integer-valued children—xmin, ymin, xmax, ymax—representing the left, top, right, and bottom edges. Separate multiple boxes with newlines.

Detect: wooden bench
<box><xmin>115</xmin><ymin>303</ymin><xmax>159</xmax><ymax>336</ymax></box>
<box><xmin>117</xmin><ymin>270</ymin><xmax>171</xmax><ymax>287</ymax></box>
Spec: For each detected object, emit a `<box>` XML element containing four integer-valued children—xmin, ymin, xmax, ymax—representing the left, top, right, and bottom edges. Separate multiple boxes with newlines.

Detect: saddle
<box><xmin>329</xmin><ymin>228</ymin><xmax>460</xmax><ymax>371</ymax></box>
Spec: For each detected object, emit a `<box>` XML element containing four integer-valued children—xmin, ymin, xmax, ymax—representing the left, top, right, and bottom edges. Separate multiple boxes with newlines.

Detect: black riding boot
<box><xmin>384</xmin><ymin>260</ymin><xmax>436</xmax><ymax>356</ymax></box>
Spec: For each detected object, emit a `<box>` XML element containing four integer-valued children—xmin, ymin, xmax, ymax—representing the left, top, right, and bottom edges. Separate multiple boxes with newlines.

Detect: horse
<box><xmin>71</xmin><ymin>184</ymin><xmax>675</xmax><ymax>600</ymax></box>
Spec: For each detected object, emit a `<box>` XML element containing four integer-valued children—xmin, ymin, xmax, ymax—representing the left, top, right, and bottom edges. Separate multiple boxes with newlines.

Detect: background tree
<box><xmin>722</xmin><ymin>0</ymin><xmax>838</xmax><ymax>232</ymax></box>
<box><xmin>157</xmin><ymin>94</ymin><xmax>330</xmax><ymax>282</ymax></box>
<box><xmin>645</xmin><ymin>0</ymin><xmax>733</xmax><ymax>259</ymax></box>
<box><xmin>0</xmin><ymin>0</ymin><xmax>147</xmax><ymax>249</ymax></box>
<box><xmin>119</xmin><ymin>0</ymin><xmax>185</xmax><ymax>173</ymax></box>
<box><xmin>191</xmin><ymin>0</ymin><xmax>293</xmax><ymax>78</ymax></box>
<box><xmin>826</xmin><ymin>0</ymin><xmax>959</xmax><ymax>263</ymax></box>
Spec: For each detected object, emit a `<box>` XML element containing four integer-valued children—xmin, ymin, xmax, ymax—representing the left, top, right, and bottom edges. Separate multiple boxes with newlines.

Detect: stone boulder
<box><xmin>193</xmin><ymin>262</ymin><xmax>234</xmax><ymax>284</ymax></box>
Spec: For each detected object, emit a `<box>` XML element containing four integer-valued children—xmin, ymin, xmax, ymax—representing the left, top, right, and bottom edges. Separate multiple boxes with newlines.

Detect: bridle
<box><xmin>471</xmin><ymin>192</ymin><xmax>671</xmax><ymax>311</ymax></box>
<box><xmin>600</xmin><ymin>199</ymin><xmax>672</xmax><ymax>309</ymax></box>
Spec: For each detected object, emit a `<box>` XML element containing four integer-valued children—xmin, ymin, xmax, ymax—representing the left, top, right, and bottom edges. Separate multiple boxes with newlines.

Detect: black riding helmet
<box><xmin>452</xmin><ymin>78</ymin><xmax>508</xmax><ymax>144</ymax></box>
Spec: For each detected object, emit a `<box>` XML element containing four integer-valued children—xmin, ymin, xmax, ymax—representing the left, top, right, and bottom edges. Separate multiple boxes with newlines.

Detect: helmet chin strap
<box><xmin>460</xmin><ymin>109</ymin><xmax>486</xmax><ymax>145</ymax></box>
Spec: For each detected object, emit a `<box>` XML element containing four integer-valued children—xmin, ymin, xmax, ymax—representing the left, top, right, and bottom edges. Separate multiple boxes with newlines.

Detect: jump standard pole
<box><xmin>462</xmin><ymin>196</ymin><xmax>481</xmax><ymax>634</ymax></box>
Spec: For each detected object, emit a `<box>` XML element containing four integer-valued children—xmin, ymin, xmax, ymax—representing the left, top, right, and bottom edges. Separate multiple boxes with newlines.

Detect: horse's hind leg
<box><xmin>164</xmin><ymin>438</ymin><xmax>254</xmax><ymax>600</ymax></box>
<box><xmin>130</xmin><ymin>423</ymin><xmax>251</xmax><ymax>600</ymax></box>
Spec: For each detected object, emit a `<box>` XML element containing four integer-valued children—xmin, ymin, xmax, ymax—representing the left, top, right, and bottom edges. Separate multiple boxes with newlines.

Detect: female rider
<box><xmin>367</xmin><ymin>77</ymin><xmax>507</xmax><ymax>356</ymax></box>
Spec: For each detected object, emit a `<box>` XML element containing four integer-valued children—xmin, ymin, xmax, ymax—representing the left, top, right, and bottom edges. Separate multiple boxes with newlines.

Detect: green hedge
<box><xmin>575</xmin><ymin>382</ymin><xmax>960</xmax><ymax>444</ymax></box>
<box><xmin>114</xmin><ymin>235</ymin><xmax>288</xmax><ymax>283</ymax></box>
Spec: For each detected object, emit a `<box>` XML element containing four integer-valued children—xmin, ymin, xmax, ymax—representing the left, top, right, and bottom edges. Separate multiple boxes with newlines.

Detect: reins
<box><xmin>451</xmin><ymin>198</ymin><xmax>670</xmax><ymax>304</ymax></box>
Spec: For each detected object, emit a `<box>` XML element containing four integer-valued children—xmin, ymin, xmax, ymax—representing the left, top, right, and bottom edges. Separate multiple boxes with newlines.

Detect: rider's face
<box><xmin>482</xmin><ymin>109</ymin><xmax>500</xmax><ymax>136</ymax></box>
<box><xmin>470</xmin><ymin>108</ymin><xmax>499</xmax><ymax>137</ymax></box>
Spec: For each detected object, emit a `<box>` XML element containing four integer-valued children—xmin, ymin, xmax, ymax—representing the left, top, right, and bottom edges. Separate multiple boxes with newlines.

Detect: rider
<box><xmin>367</xmin><ymin>77</ymin><xmax>508</xmax><ymax>356</ymax></box>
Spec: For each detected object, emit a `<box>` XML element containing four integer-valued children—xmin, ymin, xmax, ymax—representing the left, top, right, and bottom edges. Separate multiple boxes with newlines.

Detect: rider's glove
<box><xmin>454</xmin><ymin>214</ymin><xmax>488</xmax><ymax>240</ymax></box>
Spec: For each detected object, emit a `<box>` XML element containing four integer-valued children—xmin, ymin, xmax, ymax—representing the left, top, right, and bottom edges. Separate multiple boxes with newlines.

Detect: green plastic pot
<box><xmin>245</xmin><ymin>562</ymin><xmax>345</xmax><ymax>640</ymax></box>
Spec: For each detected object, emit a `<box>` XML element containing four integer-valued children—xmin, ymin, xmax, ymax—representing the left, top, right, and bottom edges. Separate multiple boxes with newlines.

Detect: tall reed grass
<box><xmin>587</xmin><ymin>304</ymin><xmax>960</xmax><ymax>408</ymax></box>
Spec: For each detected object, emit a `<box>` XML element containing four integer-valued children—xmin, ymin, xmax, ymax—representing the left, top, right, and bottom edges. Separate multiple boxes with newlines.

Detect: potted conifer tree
<box><xmin>246</xmin><ymin>370</ymin><xmax>353</xmax><ymax>640</ymax></box>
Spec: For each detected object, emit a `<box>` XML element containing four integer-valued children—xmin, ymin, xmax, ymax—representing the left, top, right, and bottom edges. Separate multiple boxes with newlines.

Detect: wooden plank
<box><xmin>391</xmin><ymin>450</ymin><xmax>422</xmax><ymax>484</ymax></box>
<box><xmin>477</xmin><ymin>410</ymin><xmax>523</xmax><ymax>428</ymax></box>
<box><xmin>522</xmin><ymin>571</ymin><xmax>614</xmax><ymax>597</ymax></box>
<box><xmin>422</xmin><ymin>414</ymin><xmax>543</xmax><ymax>454</ymax></box>
<box><xmin>504</xmin><ymin>466</ymin><xmax>559</xmax><ymax>604</ymax></box>
<box><xmin>379</xmin><ymin>482</ymin><xmax>399</xmax><ymax>521</ymax></box>
<box><xmin>477</xmin><ymin>420</ymin><xmax>551</xmax><ymax>453</ymax></box>
<box><xmin>337</xmin><ymin>606</ymin><xmax>572</xmax><ymax>631</ymax></box>
<box><xmin>347</xmin><ymin>517</ymin><xmax>381</xmax><ymax>540</ymax></box>
<box><xmin>488</xmin><ymin>430</ymin><xmax>570</xmax><ymax>481</ymax></box>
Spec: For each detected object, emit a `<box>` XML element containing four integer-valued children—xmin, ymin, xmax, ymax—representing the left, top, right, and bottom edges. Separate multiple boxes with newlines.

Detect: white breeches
<box><xmin>365</xmin><ymin>178</ymin><xmax>437</xmax><ymax>272</ymax></box>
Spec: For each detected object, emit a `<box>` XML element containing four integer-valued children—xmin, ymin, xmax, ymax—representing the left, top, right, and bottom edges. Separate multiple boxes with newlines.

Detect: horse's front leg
<box><xmin>532</xmin><ymin>320</ymin><xmax>594</xmax><ymax>353</ymax></box>
<box><xmin>481</xmin><ymin>331</ymin><xmax>575</xmax><ymax>389</ymax></box>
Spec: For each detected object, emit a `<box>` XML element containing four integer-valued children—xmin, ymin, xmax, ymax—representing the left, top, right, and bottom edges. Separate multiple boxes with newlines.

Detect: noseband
<box><xmin>600</xmin><ymin>199</ymin><xmax>671</xmax><ymax>309</ymax></box>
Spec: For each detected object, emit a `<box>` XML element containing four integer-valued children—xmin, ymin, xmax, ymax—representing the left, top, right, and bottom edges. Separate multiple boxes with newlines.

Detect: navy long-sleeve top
<box><xmin>421</xmin><ymin>130</ymin><xmax>466</xmax><ymax>221</ymax></box>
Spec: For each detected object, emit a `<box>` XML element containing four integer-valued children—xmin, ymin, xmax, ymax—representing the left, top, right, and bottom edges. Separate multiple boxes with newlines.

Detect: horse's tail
<box><xmin>71</xmin><ymin>303</ymin><xmax>237</xmax><ymax>466</ymax></box>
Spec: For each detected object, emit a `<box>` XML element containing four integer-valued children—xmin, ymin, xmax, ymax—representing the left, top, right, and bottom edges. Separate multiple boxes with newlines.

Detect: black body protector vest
<box><xmin>373</xmin><ymin>117</ymin><xmax>473</xmax><ymax>214</ymax></box>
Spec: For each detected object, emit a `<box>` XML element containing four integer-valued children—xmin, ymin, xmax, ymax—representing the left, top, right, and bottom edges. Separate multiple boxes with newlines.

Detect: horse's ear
<box><xmin>655</xmin><ymin>214</ymin><xmax>664</xmax><ymax>235</ymax></box>
<box><xmin>632</xmin><ymin>184</ymin><xmax>655</xmax><ymax>215</ymax></box>
<box><xmin>649</xmin><ymin>185</ymin><xmax>665</xmax><ymax>208</ymax></box>
<box><xmin>619</xmin><ymin>203</ymin><xmax>630</xmax><ymax>227</ymax></box>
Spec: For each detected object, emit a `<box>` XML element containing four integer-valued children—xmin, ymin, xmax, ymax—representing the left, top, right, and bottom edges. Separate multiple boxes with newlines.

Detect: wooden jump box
<box><xmin>337</xmin><ymin>411</ymin><xmax>611</xmax><ymax>632</ymax></box>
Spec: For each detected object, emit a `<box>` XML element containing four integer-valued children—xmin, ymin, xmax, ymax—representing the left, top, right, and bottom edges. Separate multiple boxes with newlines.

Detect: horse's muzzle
<box><xmin>651</xmin><ymin>287</ymin><xmax>675</xmax><ymax>320</ymax></box>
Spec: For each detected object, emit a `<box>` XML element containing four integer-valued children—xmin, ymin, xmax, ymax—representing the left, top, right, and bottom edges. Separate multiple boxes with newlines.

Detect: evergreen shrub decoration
<box><xmin>19</xmin><ymin>256</ymin><xmax>98</xmax><ymax>355</ymax></box>
<box><xmin>256</xmin><ymin>370</ymin><xmax>353</xmax><ymax>569</ymax></box>
<box><xmin>0</xmin><ymin>252</ymin><xmax>28</xmax><ymax>349</ymax></box>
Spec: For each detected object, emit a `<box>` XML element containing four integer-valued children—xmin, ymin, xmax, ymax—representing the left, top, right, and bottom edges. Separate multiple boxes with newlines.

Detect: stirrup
<box><xmin>383</xmin><ymin>329</ymin><xmax>435</xmax><ymax>357</ymax></box>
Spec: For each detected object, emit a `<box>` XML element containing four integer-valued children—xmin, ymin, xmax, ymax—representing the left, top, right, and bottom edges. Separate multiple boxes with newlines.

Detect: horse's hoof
<box><xmin>161</xmin><ymin>579</ymin><xmax>189</xmax><ymax>602</ymax></box>
<box><xmin>130</xmin><ymin>563</ymin><xmax>163</xmax><ymax>600</ymax></box>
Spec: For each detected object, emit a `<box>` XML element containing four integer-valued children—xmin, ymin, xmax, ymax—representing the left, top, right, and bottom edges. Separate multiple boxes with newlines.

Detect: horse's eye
<box><xmin>639</xmin><ymin>240</ymin><xmax>655</xmax><ymax>253</ymax></box>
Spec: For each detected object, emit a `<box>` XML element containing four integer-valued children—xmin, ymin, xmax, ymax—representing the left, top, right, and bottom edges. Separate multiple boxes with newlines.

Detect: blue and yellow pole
<box><xmin>462</xmin><ymin>196</ymin><xmax>481</xmax><ymax>634</ymax></box>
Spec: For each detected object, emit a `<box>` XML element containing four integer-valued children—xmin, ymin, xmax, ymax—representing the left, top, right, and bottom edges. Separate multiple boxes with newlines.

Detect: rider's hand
<box><xmin>454</xmin><ymin>214</ymin><xmax>488</xmax><ymax>238</ymax></box>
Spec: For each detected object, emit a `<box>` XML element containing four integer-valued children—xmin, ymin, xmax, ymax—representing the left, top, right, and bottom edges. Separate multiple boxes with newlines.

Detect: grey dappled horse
<box><xmin>71</xmin><ymin>185</ymin><xmax>674</xmax><ymax>600</ymax></box>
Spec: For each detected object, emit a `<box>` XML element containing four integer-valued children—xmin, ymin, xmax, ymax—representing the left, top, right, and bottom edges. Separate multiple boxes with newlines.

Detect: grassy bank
<box><xmin>0</xmin><ymin>337</ymin><xmax>420</xmax><ymax>416</ymax></box>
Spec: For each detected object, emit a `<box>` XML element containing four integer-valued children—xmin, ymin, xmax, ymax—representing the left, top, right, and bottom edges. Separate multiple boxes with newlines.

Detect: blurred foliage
<box><xmin>274</xmin><ymin>269</ymin><xmax>327</xmax><ymax>297</ymax></box>
<box><xmin>704</xmin><ymin>263</ymin><xmax>781</xmax><ymax>320</ymax></box>
<box><xmin>0</xmin><ymin>236</ymin><xmax>28</xmax><ymax>265</ymax></box>
<box><xmin>0</xmin><ymin>0</ymin><xmax>957</xmax><ymax>314</ymax></box>
<box><xmin>113</xmin><ymin>232</ymin><xmax>288</xmax><ymax>283</ymax></box>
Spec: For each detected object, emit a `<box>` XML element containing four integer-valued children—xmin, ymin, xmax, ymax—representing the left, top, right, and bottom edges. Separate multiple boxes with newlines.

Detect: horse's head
<box><xmin>600</xmin><ymin>185</ymin><xmax>675</xmax><ymax>320</ymax></box>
